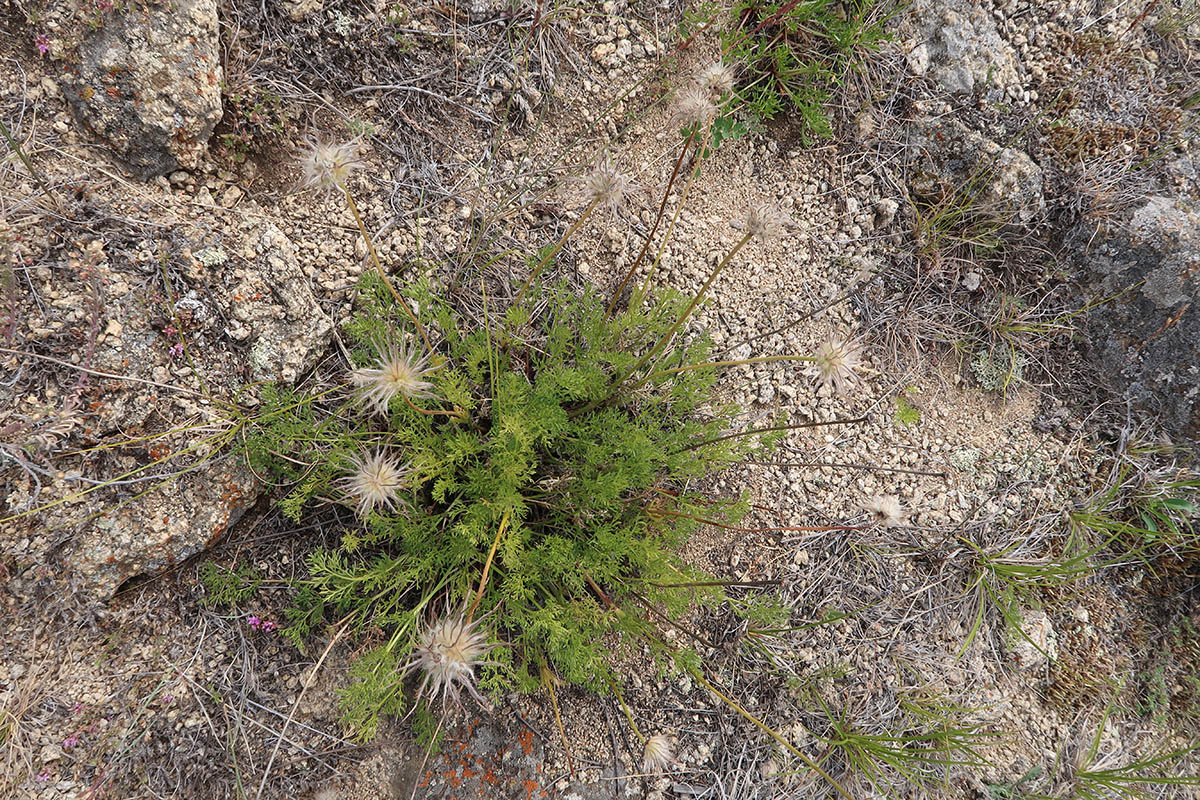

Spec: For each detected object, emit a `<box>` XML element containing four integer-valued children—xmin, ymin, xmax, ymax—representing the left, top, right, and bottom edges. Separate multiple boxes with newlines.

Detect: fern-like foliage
<box><xmin>243</xmin><ymin>272</ymin><xmax>773</xmax><ymax>739</ymax></box>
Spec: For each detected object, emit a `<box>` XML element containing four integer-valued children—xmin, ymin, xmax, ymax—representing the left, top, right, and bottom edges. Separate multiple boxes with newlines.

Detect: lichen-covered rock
<box><xmin>64</xmin><ymin>0</ymin><xmax>222</xmax><ymax>178</ymax></box>
<box><xmin>56</xmin><ymin>460</ymin><xmax>259</xmax><ymax>596</ymax></box>
<box><xmin>223</xmin><ymin>210</ymin><xmax>336</xmax><ymax>384</ymax></box>
<box><xmin>908</xmin><ymin>0</ymin><xmax>1019</xmax><ymax>95</ymax></box>
<box><xmin>1080</xmin><ymin>196</ymin><xmax>1200</xmax><ymax>439</ymax></box>
<box><xmin>5</xmin><ymin>187</ymin><xmax>332</xmax><ymax>597</ymax></box>
<box><xmin>908</xmin><ymin>117</ymin><xmax>1044</xmax><ymax>222</ymax></box>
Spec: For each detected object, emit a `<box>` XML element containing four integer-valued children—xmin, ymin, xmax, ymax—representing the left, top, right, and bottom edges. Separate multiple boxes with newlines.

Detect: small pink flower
<box><xmin>261</xmin><ymin>620</ymin><xmax>277</xmax><ymax>632</ymax></box>
<box><xmin>246</xmin><ymin>615</ymin><xmax>261</xmax><ymax>629</ymax></box>
<box><xmin>63</xmin><ymin>733</ymin><xmax>79</xmax><ymax>749</ymax></box>
<box><xmin>169</xmin><ymin>342</ymin><xmax>185</xmax><ymax>358</ymax></box>
<box><xmin>162</xmin><ymin>325</ymin><xmax>179</xmax><ymax>337</ymax></box>
<box><xmin>34</xmin><ymin>34</ymin><xmax>50</xmax><ymax>56</ymax></box>
<box><xmin>36</xmin><ymin>769</ymin><xmax>51</xmax><ymax>782</ymax></box>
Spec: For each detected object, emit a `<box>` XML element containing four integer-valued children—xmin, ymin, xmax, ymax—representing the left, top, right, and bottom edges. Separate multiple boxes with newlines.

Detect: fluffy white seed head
<box><xmin>407</xmin><ymin>612</ymin><xmax>495</xmax><ymax>708</ymax></box>
<box><xmin>745</xmin><ymin>203</ymin><xmax>786</xmax><ymax>241</ymax></box>
<box><xmin>298</xmin><ymin>137</ymin><xmax>362</xmax><ymax>194</ymax></box>
<box><xmin>863</xmin><ymin>495</ymin><xmax>905</xmax><ymax>528</ymax></box>
<box><xmin>351</xmin><ymin>338</ymin><xmax>439</xmax><ymax>415</ymax></box>
<box><xmin>808</xmin><ymin>336</ymin><xmax>864</xmax><ymax>395</ymax></box>
<box><xmin>643</xmin><ymin>734</ymin><xmax>675</xmax><ymax>774</ymax></box>
<box><xmin>697</xmin><ymin>61</ymin><xmax>736</xmax><ymax>98</ymax></box>
<box><xmin>340</xmin><ymin>449</ymin><xmax>410</xmax><ymax>517</ymax></box>
<box><xmin>671</xmin><ymin>85</ymin><xmax>717</xmax><ymax>129</ymax></box>
<box><xmin>582</xmin><ymin>159</ymin><xmax>639</xmax><ymax>217</ymax></box>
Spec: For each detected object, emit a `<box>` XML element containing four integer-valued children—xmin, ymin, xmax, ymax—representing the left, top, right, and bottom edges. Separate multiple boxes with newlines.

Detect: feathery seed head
<box><xmin>808</xmin><ymin>336</ymin><xmax>864</xmax><ymax>395</ymax></box>
<box><xmin>671</xmin><ymin>85</ymin><xmax>718</xmax><ymax>129</ymax></box>
<box><xmin>697</xmin><ymin>61</ymin><xmax>736</xmax><ymax>98</ymax></box>
<box><xmin>351</xmin><ymin>338</ymin><xmax>439</xmax><ymax>415</ymax></box>
<box><xmin>407</xmin><ymin>612</ymin><xmax>495</xmax><ymax>708</ymax></box>
<box><xmin>298</xmin><ymin>137</ymin><xmax>362</xmax><ymax>194</ymax></box>
<box><xmin>745</xmin><ymin>203</ymin><xmax>786</xmax><ymax>241</ymax></box>
<box><xmin>643</xmin><ymin>734</ymin><xmax>675</xmax><ymax>774</ymax></box>
<box><xmin>863</xmin><ymin>494</ymin><xmax>905</xmax><ymax>528</ymax></box>
<box><xmin>582</xmin><ymin>159</ymin><xmax>639</xmax><ymax>217</ymax></box>
<box><xmin>340</xmin><ymin>449</ymin><xmax>410</xmax><ymax>517</ymax></box>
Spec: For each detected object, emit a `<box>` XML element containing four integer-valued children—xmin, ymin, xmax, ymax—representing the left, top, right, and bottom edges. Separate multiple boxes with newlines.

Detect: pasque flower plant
<box><xmin>243</xmin><ymin>126</ymin><xmax>865</xmax><ymax>745</ymax></box>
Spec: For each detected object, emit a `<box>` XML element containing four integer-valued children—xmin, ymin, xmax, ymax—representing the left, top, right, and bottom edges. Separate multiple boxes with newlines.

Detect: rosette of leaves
<box><xmin>244</xmin><ymin>273</ymin><xmax>773</xmax><ymax>739</ymax></box>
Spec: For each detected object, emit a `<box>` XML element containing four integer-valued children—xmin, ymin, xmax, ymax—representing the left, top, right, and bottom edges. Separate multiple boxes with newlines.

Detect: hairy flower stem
<box><xmin>400</xmin><ymin>393</ymin><xmax>462</xmax><ymax>420</ymax></box>
<box><xmin>688</xmin><ymin>669</ymin><xmax>856</xmax><ymax>800</ymax></box>
<box><xmin>0</xmin><ymin>117</ymin><xmax>65</xmax><ymax>216</ymax></box>
<box><xmin>627</xmin><ymin>231</ymin><xmax>752</xmax><ymax>379</ymax></box>
<box><xmin>647</xmin><ymin>507</ymin><xmax>866</xmax><ymax>534</ymax></box>
<box><xmin>468</xmin><ymin>512</ymin><xmax>510</xmax><ymax>621</ymax></box>
<box><xmin>605</xmin><ymin>674</ymin><xmax>644</xmax><ymax>741</ymax></box>
<box><xmin>647</xmin><ymin>579</ymin><xmax>781</xmax><ymax>588</ymax></box>
<box><xmin>343</xmin><ymin>186</ymin><xmax>431</xmax><ymax>351</ymax></box>
<box><xmin>630</xmin><ymin>123</ymin><xmax>713</xmax><ymax>310</ymax></box>
<box><xmin>255</xmin><ymin>618</ymin><xmax>351</xmax><ymax>800</ymax></box>
<box><xmin>647</xmin><ymin>231</ymin><xmax>751</xmax><ymax>360</ymax></box>
<box><xmin>541</xmin><ymin>665</ymin><xmax>576</xmax><ymax>777</ymax></box>
<box><xmin>605</xmin><ymin>128</ymin><xmax>697</xmax><ymax>318</ymax></box>
<box><xmin>571</xmin><ymin>231</ymin><xmax>754</xmax><ymax>419</ymax></box>
<box><xmin>754</xmin><ymin>460</ymin><xmax>948</xmax><ymax>478</ymax></box>
<box><xmin>515</xmin><ymin>198</ymin><xmax>599</xmax><ymax>305</ymax></box>
<box><xmin>407</xmin><ymin>714</ymin><xmax>445</xmax><ymax>800</ymax></box>
<box><xmin>631</xmin><ymin>353</ymin><xmax>817</xmax><ymax>392</ymax></box>
<box><xmin>678</xmin><ymin>416</ymin><xmax>869</xmax><ymax>453</ymax></box>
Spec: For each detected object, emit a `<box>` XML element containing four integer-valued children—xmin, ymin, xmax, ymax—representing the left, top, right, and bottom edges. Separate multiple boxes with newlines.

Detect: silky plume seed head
<box><xmin>340</xmin><ymin>449</ymin><xmax>410</xmax><ymax>517</ymax></box>
<box><xmin>582</xmin><ymin>159</ymin><xmax>640</xmax><ymax>217</ymax></box>
<box><xmin>808</xmin><ymin>336</ymin><xmax>864</xmax><ymax>395</ymax></box>
<box><xmin>863</xmin><ymin>495</ymin><xmax>905</xmax><ymax>528</ymax></box>
<box><xmin>698</xmin><ymin>61</ymin><xmax>736</xmax><ymax>98</ymax></box>
<box><xmin>643</xmin><ymin>734</ymin><xmax>675</xmax><ymax>774</ymax></box>
<box><xmin>745</xmin><ymin>203</ymin><xmax>786</xmax><ymax>241</ymax></box>
<box><xmin>671</xmin><ymin>85</ymin><xmax>718</xmax><ymax>129</ymax></box>
<box><xmin>298</xmin><ymin>137</ymin><xmax>363</xmax><ymax>194</ymax></box>
<box><xmin>407</xmin><ymin>612</ymin><xmax>495</xmax><ymax>708</ymax></box>
<box><xmin>351</xmin><ymin>338</ymin><xmax>439</xmax><ymax>415</ymax></box>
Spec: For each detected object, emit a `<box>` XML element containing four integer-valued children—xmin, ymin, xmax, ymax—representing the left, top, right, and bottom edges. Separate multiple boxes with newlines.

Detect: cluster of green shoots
<box><xmin>722</xmin><ymin>0</ymin><xmax>893</xmax><ymax>141</ymax></box>
<box><xmin>244</xmin><ymin>63</ymin><xmax>868</xmax><ymax>780</ymax></box>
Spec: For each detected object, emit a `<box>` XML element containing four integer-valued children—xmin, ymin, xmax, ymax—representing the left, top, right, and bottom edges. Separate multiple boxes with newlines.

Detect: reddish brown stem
<box><xmin>647</xmin><ymin>507</ymin><xmax>865</xmax><ymax>534</ymax></box>
<box><xmin>606</xmin><ymin>128</ymin><xmax>696</xmax><ymax>317</ymax></box>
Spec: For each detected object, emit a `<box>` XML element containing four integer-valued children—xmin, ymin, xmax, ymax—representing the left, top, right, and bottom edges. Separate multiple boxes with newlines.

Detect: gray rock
<box><xmin>28</xmin><ymin>194</ymin><xmax>332</xmax><ymax>597</ymax></box>
<box><xmin>907</xmin><ymin>118</ymin><xmax>1044</xmax><ymax>223</ymax></box>
<box><xmin>57</xmin><ymin>459</ymin><xmax>260</xmax><ymax>596</ymax></box>
<box><xmin>1080</xmin><ymin>196</ymin><xmax>1200</xmax><ymax>438</ymax></box>
<box><xmin>911</xmin><ymin>0</ymin><xmax>1019</xmax><ymax>95</ymax></box>
<box><xmin>229</xmin><ymin>212</ymin><xmax>335</xmax><ymax>384</ymax></box>
<box><xmin>65</xmin><ymin>0</ymin><xmax>222</xmax><ymax>178</ymax></box>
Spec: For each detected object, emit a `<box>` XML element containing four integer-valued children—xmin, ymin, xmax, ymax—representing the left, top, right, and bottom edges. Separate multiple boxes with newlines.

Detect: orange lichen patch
<box><xmin>517</xmin><ymin>728</ymin><xmax>534</xmax><ymax>756</ymax></box>
<box><xmin>443</xmin><ymin>770</ymin><xmax>462</xmax><ymax>788</ymax></box>
<box><xmin>206</xmin><ymin>522</ymin><xmax>226</xmax><ymax>547</ymax></box>
<box><xmin>480</xmin><ymin>768</ymin><xmax>499</xmax><ymax>786</ymax></box>
<box><xmin>523</xmin><ymin>779</ymin><xmax>538</xmax><ymax>797</ymax></box>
